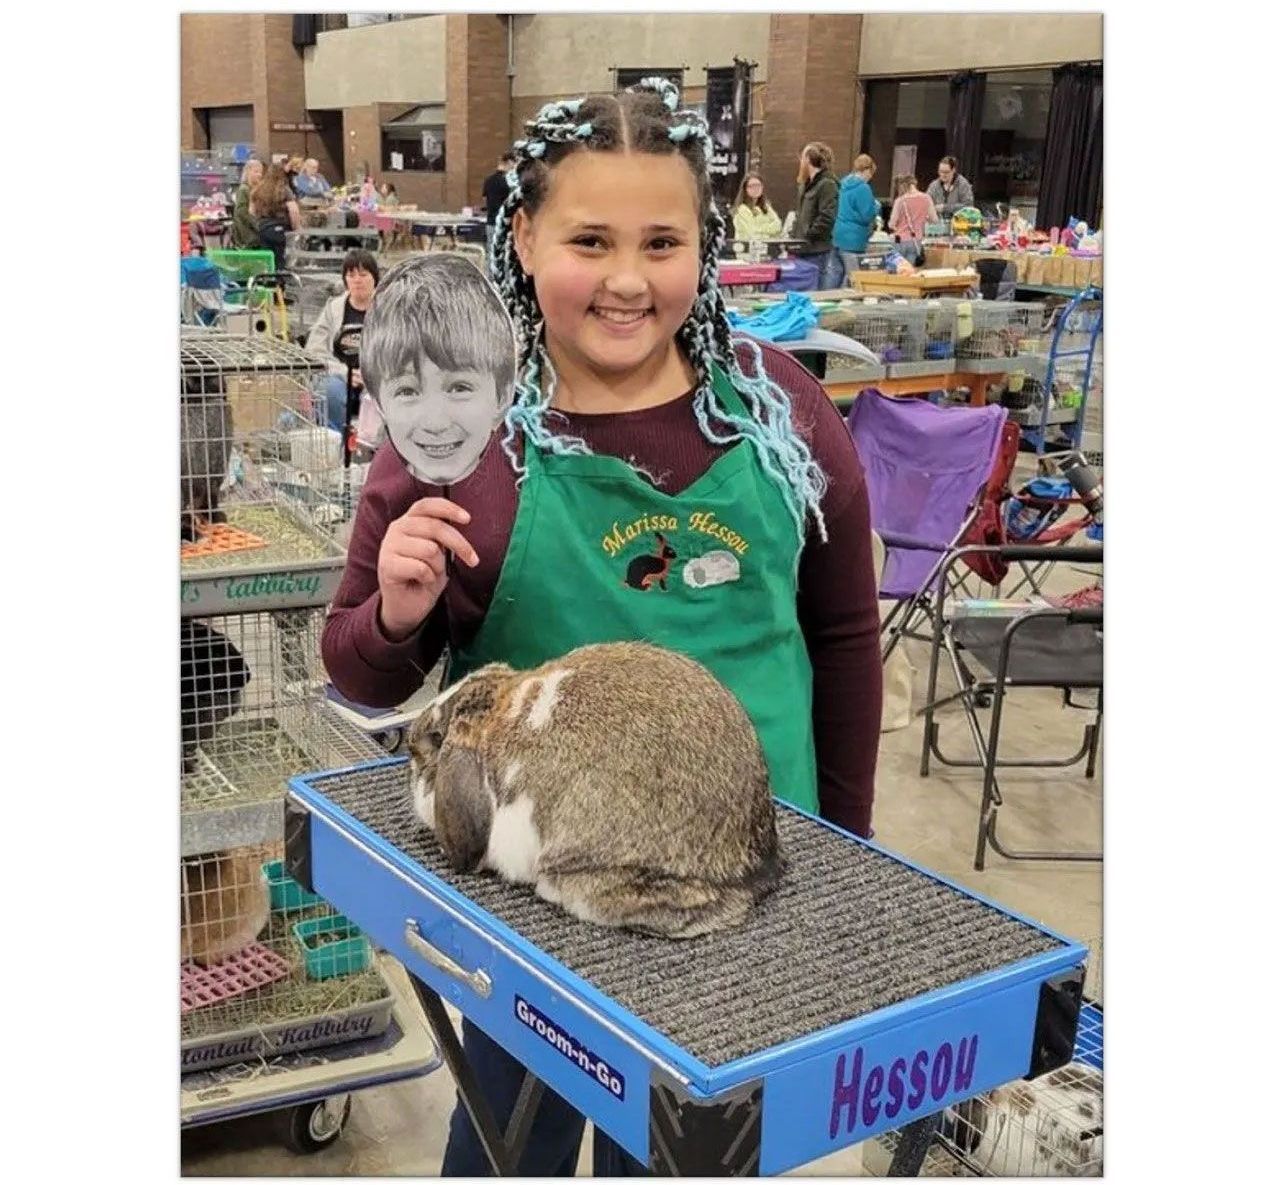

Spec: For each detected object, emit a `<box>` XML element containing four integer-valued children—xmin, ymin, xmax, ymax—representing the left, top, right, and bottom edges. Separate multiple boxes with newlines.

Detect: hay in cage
<box><xmin>179</xmin><ymin>845</ymin><xmax>391</xmax><ymax>1045</ymax></box>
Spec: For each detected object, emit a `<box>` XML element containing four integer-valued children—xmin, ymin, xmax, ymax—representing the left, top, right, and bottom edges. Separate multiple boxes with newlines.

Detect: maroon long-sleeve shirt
<box><xmin>322</xmin><ymin>342</ymin><xmax>883</xmax><ymax>836</ymax></box>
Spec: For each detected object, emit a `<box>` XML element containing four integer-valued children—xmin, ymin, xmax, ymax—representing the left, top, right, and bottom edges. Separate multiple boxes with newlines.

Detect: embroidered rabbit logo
<box><xmin>623</xmin><ymin>533</ymin><xmax>677</xmax><ymax>591</ymax></box>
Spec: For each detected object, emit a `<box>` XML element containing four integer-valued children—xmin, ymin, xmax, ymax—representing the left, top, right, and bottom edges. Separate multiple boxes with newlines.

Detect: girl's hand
<box><xmin>377</xmin><ymin>498</ymin><xmax>479</xmax><ymax>641</ymax></box>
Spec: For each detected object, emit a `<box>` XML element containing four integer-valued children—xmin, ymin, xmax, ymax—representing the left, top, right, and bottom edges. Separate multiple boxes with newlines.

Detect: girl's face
<box><xmin>745</xmin><ymin>177</ymin><xmax>764</xmax><ymax>201</ymax></box>
<box><xmin>513</xmin><ymin>151</ymin><xmax>702</xmax><ymax>383</ymax></box>
<box><xmin>378</xmin><ymin>358</ymin><xmax>503</xmax><ymax>485</ymax></box>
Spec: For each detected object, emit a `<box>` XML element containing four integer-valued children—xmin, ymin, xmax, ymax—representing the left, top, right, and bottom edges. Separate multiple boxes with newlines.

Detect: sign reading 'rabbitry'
<box><xmin>181</xmin><ymin>568</ymin><xmax>336</xmax><ymax>611</ymax></box>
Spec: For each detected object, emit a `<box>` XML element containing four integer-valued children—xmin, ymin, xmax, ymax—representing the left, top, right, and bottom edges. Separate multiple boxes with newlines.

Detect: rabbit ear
<box><xmin>434</xmin><ymin>743</ymin><xmax>493</xmax><ymax>873</ymax></box>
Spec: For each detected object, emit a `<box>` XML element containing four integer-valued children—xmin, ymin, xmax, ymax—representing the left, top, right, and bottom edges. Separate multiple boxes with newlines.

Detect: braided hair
<box><xmin>490</xmin><ymin>77</ymin><xmax>828</xmax><ymax>543</ymax></box>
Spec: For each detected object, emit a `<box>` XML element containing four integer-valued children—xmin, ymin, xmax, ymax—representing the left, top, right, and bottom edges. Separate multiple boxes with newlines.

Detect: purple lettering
<box><xmin>862</xmin><ymin>1065</ymin><xmax>885</xmax><ymax>1126</ymax></box>
<box><xmin>954</xmin><ymin>1035</ymin><xmax>979</xmax><ymax>1093</ymax></box>
<box><xmin>907</xmin><ymin>1050</ymin><xmax>929</xmax><ymax>1109</ymax></box>
<box><xmin>828</xmin><ymin>1048</ymin><xmax>863</xmax><ymax>1139</ymax></box>
<box><xmin>885</xmin><ymin>1057</ymin><xmax>908</xmax><ymax>1119</ymax></box>
<box><xmin>931</xmin><ymin>1042</ymin><xmax>954</xmax><ymax>1100</ymax></box>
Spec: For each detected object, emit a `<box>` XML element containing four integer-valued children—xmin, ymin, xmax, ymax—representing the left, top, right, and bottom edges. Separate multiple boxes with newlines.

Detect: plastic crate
<box><xmin>263</xmin><ymin>859</ymin><xmax>324</xmax><ymax>912</ymax></box>
<box><xmin>292</xmin><ymin>914</ymin><xmax>373</xmax><ymax>980</ymax></box>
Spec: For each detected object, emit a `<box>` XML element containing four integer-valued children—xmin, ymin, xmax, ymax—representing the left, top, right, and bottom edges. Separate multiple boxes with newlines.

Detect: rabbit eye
<box><xmin>427</xmin><ymin>728</ymin><xmax>445</xmax><ymax>748</ymax></box>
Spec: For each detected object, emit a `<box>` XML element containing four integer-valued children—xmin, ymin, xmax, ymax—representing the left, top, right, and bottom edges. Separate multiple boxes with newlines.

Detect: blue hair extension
<box><xmin>573</xmin><ymin>122</ymin><xmax>594</xmax><ymax>140</ymax></box>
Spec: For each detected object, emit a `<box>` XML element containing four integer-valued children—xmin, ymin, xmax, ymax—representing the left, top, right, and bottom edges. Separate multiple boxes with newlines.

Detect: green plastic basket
<box><xmin>291</xmin><ymin>914</ymin><xmax>372</xmax><ymax>980</ymax></box>
<box><xmin>207</xmin><ymin>249</ymin><xmax>277</xmax><ymax>307</ymax></box>
<box><xmin>262</xmin><ymin>860</ymin><xmax>324</xmax><ymax>913</ymax></box>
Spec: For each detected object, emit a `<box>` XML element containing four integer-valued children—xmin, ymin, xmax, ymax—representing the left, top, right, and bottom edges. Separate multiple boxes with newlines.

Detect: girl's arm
<box><xmin>755</xmin><ymin>346</ymin><xmax>883</xmax><ymax>837</ymax></box>
<box><xmin>321</xmin><ymin>446</ymin><xmax>450</xmax><ymax>708</ymax></box>
<box><xmin>760</xmin><ymin>206</ymin><xmax>783</xmax><ymax>237</ymax></box>
<box><xmin>288</xmin><ymin>200</ymin><xmax>301</xmax><ymax>231</ymax></box>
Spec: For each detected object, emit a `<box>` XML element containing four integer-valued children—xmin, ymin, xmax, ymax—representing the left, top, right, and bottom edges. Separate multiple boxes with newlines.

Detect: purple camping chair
<box><xmin>844</xmin><ymin>390</ymin><xmax>1008</xmax><ymax>660</ymax></box>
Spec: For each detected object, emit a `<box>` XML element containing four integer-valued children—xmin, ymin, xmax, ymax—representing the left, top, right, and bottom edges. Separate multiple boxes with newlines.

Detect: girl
<box><xmin>889</xmin><ymin>173</ymin><xmax>938</xmax><ymax>265</ymax></box>
<box><xmin>731</xmin><ymin>171</ymin><xmax>782</xmax><ymax>244</ymax></box>
<box><xmin>322</xmin><ymin>79</ymin><xmax>882</xmax><ymax>1176</ymax></box>
<box><xmin>833</xmin><ymin>153</ymin><xmax>881</xmax><ymax>280</ymax></box>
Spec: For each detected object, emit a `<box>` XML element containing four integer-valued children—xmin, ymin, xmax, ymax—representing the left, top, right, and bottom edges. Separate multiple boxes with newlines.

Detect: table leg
<box><xmin>409</xmin><ymin>974</ymin><xmax>546</xmax><ymax>1176</ymax></box>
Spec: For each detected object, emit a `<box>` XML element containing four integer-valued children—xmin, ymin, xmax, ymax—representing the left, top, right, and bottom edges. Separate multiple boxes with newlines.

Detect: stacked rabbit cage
<box><xmin>949</xmin><ymin>300</ymin><xmax>1050</xmax><ymax>372</ymax></box>
<box><xmin>180</xmin><ymin>330</ymin><xmax>388</xmax><ymax>1071</ymax></box>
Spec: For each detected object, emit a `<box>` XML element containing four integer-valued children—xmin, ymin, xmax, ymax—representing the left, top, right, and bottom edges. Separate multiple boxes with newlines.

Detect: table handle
<box><xmin>404</xmin><ymin>918</ymin><xmax>493</xmax><ymax>999</ymax></box>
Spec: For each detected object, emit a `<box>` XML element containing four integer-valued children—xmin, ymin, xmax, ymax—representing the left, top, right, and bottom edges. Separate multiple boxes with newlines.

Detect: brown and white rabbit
<box><xmin>180</xmin><ymin>847</ymin><xmax>270</xmax><ymax>966</ymax></box>
<box><xmin>406</xmin><ymin>641</ymin><xmax>785</xmax><ymax>939</ymax></box>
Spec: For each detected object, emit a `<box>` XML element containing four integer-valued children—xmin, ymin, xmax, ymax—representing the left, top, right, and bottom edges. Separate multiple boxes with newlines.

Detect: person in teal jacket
<box><xmin>833</xmin><ymin>154</ymin><xmax>881</xmax><ymax>280</ymax></box>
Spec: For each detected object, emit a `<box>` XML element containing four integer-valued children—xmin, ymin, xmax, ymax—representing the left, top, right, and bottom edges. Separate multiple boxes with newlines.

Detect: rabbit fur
<box><xmin>180</xmin><ymin>369</ymin><xmax>233</xmax><ymax>542</ymax></box>
<box><xmin>180</xmin><ymin>847</ymin><xmax>270</xmax><ymax>966</ymax></box>
<box><xmin>406</xmin><ymin>642</ymin><xmax>785</xmax><ymax>939</ymax></box>
<box><xmin>180</xmin><ymin>619</ymin><xmax>251</xmax><ymax>775</ymax></box>
<box><xmin>942</xmin><ymin>1062</ymin><xmax>1103</xmax><ymax>1176</ymax></box>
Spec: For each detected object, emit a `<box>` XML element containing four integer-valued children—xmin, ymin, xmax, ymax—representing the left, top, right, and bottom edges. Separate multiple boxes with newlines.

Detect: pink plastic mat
<box><xmin>180</xmin><ymin>943</ymin><xmax>292</xmax><ymax>1014</ymax></box>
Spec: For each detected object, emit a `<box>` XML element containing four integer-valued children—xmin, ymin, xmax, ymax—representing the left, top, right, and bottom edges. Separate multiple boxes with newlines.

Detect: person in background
<box><xmin>926</xmin><ymin>155</ymin><xmax>975</xmax><ymax>220</ymax></box>
<box><xmin>284</xmin><ymin>156</ymin><xmax>305</xmax><ymax>197</ymax></box>
<box><xmin>833</xmin><ymin>153</ymin><xmax>880</xmax><ymax>279</ymax></box>
<box><xmin>482</xmin><ymin>152</ymin><xmax>517</xmax><ymax>247</ymax></box>
<box><xmin>791</xmin><ymin>142</ymin><xmax>843</xmax><ymax>291</ymax></box>
<box><xmin>250</xmin><ymin>163</ymin><xmax>301</xmax><ymax>269</ymax></box>
<box><xmin>731</xmin><ymin>172</ymin><xmax>783</xmax><ymax>245</ymax></box>
<box><xmin>295</xmin><ymin>158</ymin><xmax>332</xmax><ymax>199</ymax></box>
<box><xmin>379</xmin><ymin>181</ymin><xmax>401</xmax><ymax>207</ymax></box>
<box><xmin>231</xmin><ymin>158</ymin><xmax>264</xmax><ymax>249</ymax></box>
<box><xmin>889</xmin><ymin>174</ymin><xmax>938</xmax><ymax>264</ymax></box>
<box><xmin>304</xmin><ymin>249</ymin><xmax>380</xmax><ymax>432</ymax></box>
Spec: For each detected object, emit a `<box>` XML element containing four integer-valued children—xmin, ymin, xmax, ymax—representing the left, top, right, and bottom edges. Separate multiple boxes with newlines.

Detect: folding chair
<box><xmin>845</xmin><ymin>389</ymin><xmax>1018</xmax><ymax>665</ymax></box>
<box><xmin>921</xmin><ymin>543</ymin><xmax>1103</xmax><ymax>870</ymax></box>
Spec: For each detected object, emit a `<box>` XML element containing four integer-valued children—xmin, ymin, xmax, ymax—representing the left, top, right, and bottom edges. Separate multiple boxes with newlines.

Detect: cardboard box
<box><xmin>226</xmin><ymin>373</ymin><xmax>308</xmax><ymax>435</ymax></box>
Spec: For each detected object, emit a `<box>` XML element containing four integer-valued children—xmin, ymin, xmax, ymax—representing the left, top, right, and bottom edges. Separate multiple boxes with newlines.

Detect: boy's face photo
<box><xmin>359</xmin><ymin>255</ymin><xmax>518</xmax><ymax>486</ymax></box>
<box><xmin>380</xmin><ymin>358</ymin><xmax>505</xmax><ymax>486</ymax></box>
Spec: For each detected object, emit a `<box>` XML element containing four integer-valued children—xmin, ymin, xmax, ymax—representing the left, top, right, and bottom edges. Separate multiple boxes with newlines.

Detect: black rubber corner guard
<box><xmin>649</xmin><ymin>1070</ymin><xmax>763</xmax><ymax>1175</ymax></box>
<box><xmin>284</xmin><ymin>796</ymin><xmax>314</xmax><ymax>893</ymax></box>
<box><xmin>1027</xmin><ymin>965</ymin><xmax>1085</xmax><ymax>1079</ymax></box>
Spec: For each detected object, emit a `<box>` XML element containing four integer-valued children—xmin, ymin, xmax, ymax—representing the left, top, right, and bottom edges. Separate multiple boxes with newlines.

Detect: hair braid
<box><xmin>488</xmin><ymin>77</ymin><xmax>829</xmax><ymax>543</ymax></box>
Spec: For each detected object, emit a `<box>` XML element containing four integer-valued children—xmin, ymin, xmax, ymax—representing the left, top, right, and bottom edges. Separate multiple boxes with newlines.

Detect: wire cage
<box><xmin>868</xmin><ymin>938</ymin><xmax>1104</xmax><ymax>1177</ymax></box>
<box><xmin>180</xmin><ymin>609</ymin><xmax>383</xmax><ymax>852</ymax></box>
<box><xmin>828</xmin><ymin>304</ymin><xmax>912</xmax><ymax>365</ymax></box>
<box><xmin>179</xmin><ymin>331</ymin><xmax>350</xmax><ymax>567</ymax></box>
<box><xmin>950</xmin><ymin>301</ymin><xmax>1050</xmax><ymax>371</ymax></box>
<box><xmin>885</xmin><ymin>300</ymin><xmax>957</xmax><ymax>378</ymax></box>
<box><xmin>180</xmin><ymin>837</ymin><xmax>393</xmax><ymax>1069</ymax></box>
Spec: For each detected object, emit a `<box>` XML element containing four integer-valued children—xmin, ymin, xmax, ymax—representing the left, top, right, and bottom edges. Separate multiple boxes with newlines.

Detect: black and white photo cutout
<box><xmin>359</xmin><ymin>254</ymin><xmax>517</xmax><ymax>486</ymax></box>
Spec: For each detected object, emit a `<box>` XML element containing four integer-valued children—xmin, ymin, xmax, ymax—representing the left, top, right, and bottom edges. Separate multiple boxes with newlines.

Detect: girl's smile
<box><xmin>513</xmin><ymin>151</ymin><xmax>702</xmax><ymax>409</ymax></box>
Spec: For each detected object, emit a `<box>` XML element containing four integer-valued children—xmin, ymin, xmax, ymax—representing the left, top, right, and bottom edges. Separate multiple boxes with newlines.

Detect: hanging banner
<box><xmin>705</xmin><ymin>60</ymin><xmax>754</xmax><ymax>212</ymax></box>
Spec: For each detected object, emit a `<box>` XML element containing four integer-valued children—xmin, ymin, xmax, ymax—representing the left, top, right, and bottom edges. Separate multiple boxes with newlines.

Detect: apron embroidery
<box><xmin>445</xmin><ymin>362</ymin><xmax>820</xmax><ymax>813</ymax></box>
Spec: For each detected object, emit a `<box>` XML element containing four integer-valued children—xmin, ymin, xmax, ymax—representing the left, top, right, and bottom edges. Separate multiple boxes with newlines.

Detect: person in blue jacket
<box><xmin>833</xmin><ymin>154</ymin><xmax>881</xmax><ymax>280</ymax></box>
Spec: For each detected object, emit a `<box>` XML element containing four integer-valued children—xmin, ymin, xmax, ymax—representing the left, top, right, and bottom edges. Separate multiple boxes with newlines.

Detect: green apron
<box><xmin>445</xmin><ymin>363</ymin><xmax>818</xmax><ymax>812</ymax></box>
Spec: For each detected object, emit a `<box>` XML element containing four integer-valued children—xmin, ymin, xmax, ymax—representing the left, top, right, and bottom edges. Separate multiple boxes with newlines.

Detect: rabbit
<box><xmin>623</xmin><ymin>533</ymin><xmax>677</xmax><ymax>591</ymax></box>
<box><xmin>406</xmin><ymin>641</ymin><xmax>785</xmax><ymax>939</ymax></box>
<box><xmin>942</xmin><ymin>1063</ymin><xmax>1103</xmax><ymax>1176</ymax></box>
<box><xmin>180</xmin><ymin>368</ymin><xmax>234</xmax><ymax>542</ymax></box>
<box><xmin>181</xmin><ymin>847</ymin><xmax>271</xmax><ymax>966</ymax></box>
<box><xmin>181</xmin><ymin>619</ymin><xmax>251</xmax><ymax>774</ymax></box>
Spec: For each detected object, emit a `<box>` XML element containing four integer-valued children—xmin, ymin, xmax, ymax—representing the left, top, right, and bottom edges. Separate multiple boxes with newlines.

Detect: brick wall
<box><xmin>446</xmin><ymin>14</ymin><xmax>511</xmax><ymax>210</ymax></box>
<box><xmin>180</xmin><ymin>13</ymin><xmax>338</xmax><ymax>180</ymax></box>
<box><xmin>760</xmin><ymin>14</ymin><xmax>863</xmax><ymax>220</ymax></box>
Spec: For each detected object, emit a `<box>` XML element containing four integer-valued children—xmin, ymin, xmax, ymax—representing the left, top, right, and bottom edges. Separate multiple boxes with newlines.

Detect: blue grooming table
<box><xmin>285</xmin><ymin>757</ymin><xmax>1089</xmax><ymax>1175</ymax></box>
